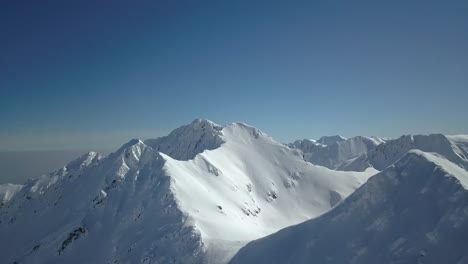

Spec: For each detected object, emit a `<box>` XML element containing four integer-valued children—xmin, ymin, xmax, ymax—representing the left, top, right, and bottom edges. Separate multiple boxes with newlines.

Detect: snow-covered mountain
<box><xmin>0</xmin><ymin>119</ymin><xmax>375</xmax><ymax>264</ymax></box>
<box><xmin>289</xmin><ymin>136</ymin><xmax>384</xmax><ymax>171</ymax></box>
<box><xmin>368</xmin><ymin>134</ymin><xmax>468</xmax><ymax>171</ymax></box>
<box><xmin>290</xmin><ymin>134</ymin><xmax>468</xmax><ymax>174</ymax></box>
<box><xmin>231</xmin><ymin>150</ymin><xmax>468</xmax><ymax>264</ymax></box>
<box><xmin>2</xmin><ymin>119</ymin><xmax>467</xmax><ymax>264</ymax></box>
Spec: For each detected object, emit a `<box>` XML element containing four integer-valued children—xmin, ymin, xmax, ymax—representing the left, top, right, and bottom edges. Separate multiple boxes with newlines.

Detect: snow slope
<box><xmin>231</xmin><ymin>150</ymin><xmax>468</xmax><ymax>264</ymax></box>
<box><xmin>0</xmin><ymin>183</ymin><xmax>23</xmax><ymax>203</ymax></box>
<box><xmin>0</xmin><ymin>120</ymin><xmax>375</xmax><ymax>264</ymax></box>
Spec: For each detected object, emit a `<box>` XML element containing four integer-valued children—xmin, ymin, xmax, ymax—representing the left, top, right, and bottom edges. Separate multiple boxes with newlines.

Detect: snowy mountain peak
<box><xmin>223</xmin><ymin>122</ymin><xmax>266</xmax><ymax>140</ymax></box>
<box><xmin>65</xmin><ymin>151</ymin><xmax>102</xmax><ymax>172</ymax></box>
<box><xmin>190</xmin><ymin>118</ymin><xmax>221</xmax><ymax>128</ymax></box>
<box><xmin>113</xmin><ymin>139</ymin><xmax>146</xmax><ymax>156</ymax></box>
<box><xmin>107</xmin><ymin>139</ymin><xmax>158</xmax><ymax>181</ymax></box>
<box><xmin>144</xmin><ymin>119</ymin><xmax>224</xmax><ymax>161</ymax></box>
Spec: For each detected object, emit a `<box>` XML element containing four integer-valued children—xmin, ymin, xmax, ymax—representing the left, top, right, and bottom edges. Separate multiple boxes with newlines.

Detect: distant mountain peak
<box><xmin>316</xmin><ymin>135</ymin><xmax>347</xmax><ymax>146</ymax></box>
<box><xmin>63</xmin><ymin>151</ymin><xmax>102</xmax><ymax>172</ymax></box>
<box><xmin>190</xmin><ymin>118</ymin><xmax>221</xmax><ymax>127</ymax></box>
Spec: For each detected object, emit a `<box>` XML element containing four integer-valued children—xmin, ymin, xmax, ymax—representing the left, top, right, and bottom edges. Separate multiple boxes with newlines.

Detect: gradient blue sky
<box><xmin>1</xmin><ymin>0</ymin><xmax>467</xmax><ymax>151</ymax></box>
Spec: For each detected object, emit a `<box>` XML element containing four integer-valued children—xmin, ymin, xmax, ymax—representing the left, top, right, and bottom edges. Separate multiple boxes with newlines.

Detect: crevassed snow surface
<box><xmin>0</xmin><ymin>120</ymin><xmax>375</xmax><ymax>264</ymax></box>
<box><xmin>231</xmin><ymin>150</ymin><xmax>468</xmax><ymax>264</ymax></box>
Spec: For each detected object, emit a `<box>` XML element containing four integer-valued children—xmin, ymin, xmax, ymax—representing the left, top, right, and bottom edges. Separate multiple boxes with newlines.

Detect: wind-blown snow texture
<box><xmin>231</xmin><ymin>150</ymin><xmax>468</xmax><ymax>264</ymax></box>
<box><xmin>1</xmin><ymin>119</ymin><xmax>467</xmax><ymax>264</ymax></box>
<box><xmin>0</xmin><ymin>120</ymin><xmax>375</xmax><ymax>264</ymax></box>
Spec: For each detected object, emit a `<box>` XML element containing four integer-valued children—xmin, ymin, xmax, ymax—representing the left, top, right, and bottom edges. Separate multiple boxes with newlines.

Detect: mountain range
<box><xmin>1</xmin><ymin>119</ymin><xmax>467</xmax><ymax>264</ymax></box>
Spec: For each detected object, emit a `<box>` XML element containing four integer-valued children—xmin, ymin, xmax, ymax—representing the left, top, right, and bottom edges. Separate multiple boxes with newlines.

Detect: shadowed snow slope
<box><xmin>231</xmin><ymin>150</ymin><xmax>468</xmax><ymax>264</ymax></box>
<box><xmin>0</xmin><ymin>120</ymin><xmax>375</xmax><ymax>264</ymax></box>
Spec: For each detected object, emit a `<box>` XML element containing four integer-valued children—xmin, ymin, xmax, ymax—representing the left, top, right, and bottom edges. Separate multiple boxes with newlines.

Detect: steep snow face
<box><xmin>290</xmin><ymin>136</ymin><xmax>383</xmax><ymax>171</ymax></box>
<box><xmin>369</xmin><ymin>134</ymin><xmax>468</xmax><ymax>170</ymax></box>
<box><xmin>145</xmin><ymin>119</ymin><xmax>224</xmax><ymax>160</ymax></box>
<box><xmin>0</xmin><ymin>184</ymin><xmax>23</xmax><ymax>203</ymax></box>
<box><xmin>231</xmin><ymin>150</ymin><xmax>468</xmax><ymax>264</ymax></box>
<box><xmin>316</xmin><ymin>135</ymin><xmax>346</xmax><ymax>146</ymax></box>
<box><xmin>0</xmin><ymin>120</ymin><xmax>376</xmax><ymax>264</ymax></box>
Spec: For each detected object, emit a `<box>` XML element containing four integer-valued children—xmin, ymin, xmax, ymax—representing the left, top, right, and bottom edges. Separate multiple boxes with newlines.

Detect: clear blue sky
<box><xmin>1</xmin><ymin>0</ymin><xmax>467</xmax><ymax>151</ymax></box>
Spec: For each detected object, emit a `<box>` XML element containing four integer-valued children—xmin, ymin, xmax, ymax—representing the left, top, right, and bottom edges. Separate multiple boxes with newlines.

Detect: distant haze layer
<box><xmin>0</xmin><ymin>151</ymin><xmax>109</xmax><ymax>184</ymax></box>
